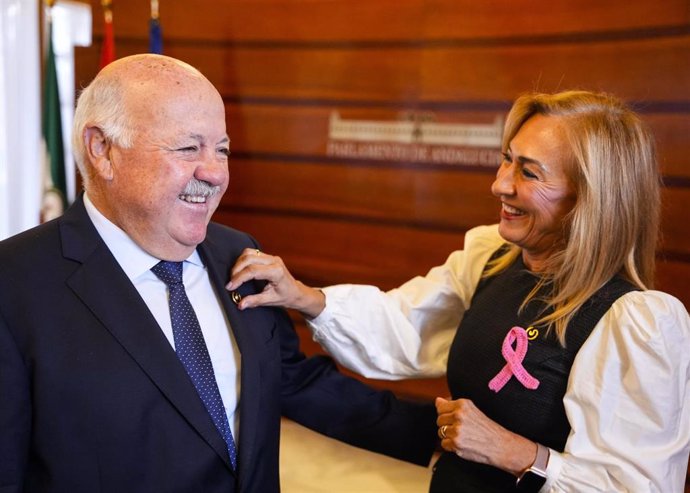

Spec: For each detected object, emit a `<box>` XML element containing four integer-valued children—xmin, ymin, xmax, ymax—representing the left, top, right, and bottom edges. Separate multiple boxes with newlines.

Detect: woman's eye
<box><xmin>218</xmin><ymin>148</ymin><xmax>230</xmax><ymax>157</ymax></box>
<box><xmin>501</xmin><ymin>152</ymin><xmax>512</xmax><ymax>163</ymax></box>
<box><xmin>178</xmin><ymin>146</ymin><xmax>198</xmax><ymax>152</ymax></box>
<box><xmin>522</xmin><ymin>167</ymin><xmax>538</xmax><ymax>179</ymax></box>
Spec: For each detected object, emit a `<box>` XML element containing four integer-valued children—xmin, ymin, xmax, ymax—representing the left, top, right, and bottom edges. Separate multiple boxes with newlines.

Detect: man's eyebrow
<box><xmin>184</xmin><ymin>134</ymin><xmax>230</xmax><ymax>146</ymax></box>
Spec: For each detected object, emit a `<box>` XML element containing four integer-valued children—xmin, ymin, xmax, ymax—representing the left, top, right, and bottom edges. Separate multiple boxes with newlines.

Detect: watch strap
<box><xmin>516</xmin><ymin>442</ymin><xmax>549</xmax><ymax>490</ymax></box>
<box><xmin>528</xmin><ymin>442</ymin><xmax>549</xmax><ymax>476</ymax></box>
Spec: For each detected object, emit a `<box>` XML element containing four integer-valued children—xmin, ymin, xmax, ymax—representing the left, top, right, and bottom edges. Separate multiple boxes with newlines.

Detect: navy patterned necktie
<box><xmin>151</xmin><ymin>260</ymin><xmax>238</xmax><ymax>469</ymax></box>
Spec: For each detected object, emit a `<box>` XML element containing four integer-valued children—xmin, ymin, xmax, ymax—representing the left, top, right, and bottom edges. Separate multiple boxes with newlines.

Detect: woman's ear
<box><xmin>83</xmin><ymin>126</ymin><xmax>114</xmax><ymax>180</ymax></box>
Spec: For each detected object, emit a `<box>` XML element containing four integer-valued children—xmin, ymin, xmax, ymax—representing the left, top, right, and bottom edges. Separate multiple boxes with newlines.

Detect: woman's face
<box><xmin>491</xmin><ymin>114</ymin><xmax>577</xmax><ymax>271</ymax></box>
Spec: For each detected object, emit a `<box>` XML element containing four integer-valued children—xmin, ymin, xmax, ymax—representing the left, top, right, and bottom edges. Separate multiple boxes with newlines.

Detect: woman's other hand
<box><xmin>227</xmin><ymin>248</ymin><xmax>326</xmax><ymax>317</ymax></box>
<box><xmin>435</xmin><ymin>397</ymin><xmax>537</xmax><ymax>476</ymax></box>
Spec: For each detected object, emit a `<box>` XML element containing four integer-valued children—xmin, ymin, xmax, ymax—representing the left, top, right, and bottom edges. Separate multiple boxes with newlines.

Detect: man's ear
<box><xmin>83</xmin><ymin>126</ymin><xmax>114</xmax><ymax>180</ymax></box>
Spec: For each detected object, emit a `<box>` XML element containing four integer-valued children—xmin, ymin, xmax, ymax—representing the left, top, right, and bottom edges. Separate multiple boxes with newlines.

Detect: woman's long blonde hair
<box><xmin>485</xmin><ymin>91</ymin><xmax>660</xmax><ymax>345</ymax></box>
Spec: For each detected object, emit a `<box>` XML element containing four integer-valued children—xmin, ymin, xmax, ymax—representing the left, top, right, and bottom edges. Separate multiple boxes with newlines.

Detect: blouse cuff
<box><xmin>305</xmin><ymin>287</ymin><xmax>338</xmax><ymax>337</ymax></box>
<box><xmin>542</xmin><ymin>447</ymin><xmax>564</xmax><ymax>491</ymax></box>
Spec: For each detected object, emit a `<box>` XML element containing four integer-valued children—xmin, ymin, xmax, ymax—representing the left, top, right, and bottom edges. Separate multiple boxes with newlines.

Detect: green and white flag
<box><xmin>42</xmin><ymin>11</ymin><xmax>67</xmax><ymax>219</ymax></box>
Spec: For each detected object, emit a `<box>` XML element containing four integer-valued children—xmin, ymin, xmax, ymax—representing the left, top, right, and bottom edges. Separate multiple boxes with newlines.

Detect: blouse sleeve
<box><xmin>307</xmin><ymin>225</ymin><xmax>505</xmax><ymax>379</ymax></box>
<box><xmin>543</xmin><ymin>290</ymin><xmax>690</xmax><ymax>492</ymax></box>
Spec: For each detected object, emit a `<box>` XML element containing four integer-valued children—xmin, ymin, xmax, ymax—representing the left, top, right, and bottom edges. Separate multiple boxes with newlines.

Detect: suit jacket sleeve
<box><xmin>275</xmin><ymin>306</ymin><xmax>437</xmax><ymax>466</ymax></box>
<box><xmin>0</xmin><ymin>312</ymin><xmax>30</xmax><ymax>493</ymax></box>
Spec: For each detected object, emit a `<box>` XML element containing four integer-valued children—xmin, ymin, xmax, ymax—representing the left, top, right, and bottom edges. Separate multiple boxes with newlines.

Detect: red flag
<box><xmin>99</xmin><ymin>0</ymin><xmax>115</xmax><ymax>68</ymax></box>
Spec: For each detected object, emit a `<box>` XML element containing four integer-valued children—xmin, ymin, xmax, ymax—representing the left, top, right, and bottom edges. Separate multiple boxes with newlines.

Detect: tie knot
<box><xmin>151</xmin><ymin>260</ymin><xmax>184</xmax><ymax>286</ymax></box>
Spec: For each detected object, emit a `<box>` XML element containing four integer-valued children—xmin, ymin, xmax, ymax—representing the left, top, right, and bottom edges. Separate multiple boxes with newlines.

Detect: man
<box><xmin>0</xmin><ymin>54</ymin><xmax>436</xmax><ymax>493</ymax></box>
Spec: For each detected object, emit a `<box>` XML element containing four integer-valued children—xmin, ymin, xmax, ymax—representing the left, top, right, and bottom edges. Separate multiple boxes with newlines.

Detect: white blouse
<box><xmin>308</xmin><ymin>225</ymin><xmax>690</xmax><ymax>492</ymax></box>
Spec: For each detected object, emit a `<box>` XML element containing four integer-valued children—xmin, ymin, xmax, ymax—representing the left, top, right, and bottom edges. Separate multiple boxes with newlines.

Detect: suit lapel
<box><xmin>60</xmin><ymin>199</ymin><xmax>234</xmax><ymax>473</ymax></box>
<box><xmin>199</xmin><ymin>236</ymin><xmax>264</xmax><ymax>484</ymax></box>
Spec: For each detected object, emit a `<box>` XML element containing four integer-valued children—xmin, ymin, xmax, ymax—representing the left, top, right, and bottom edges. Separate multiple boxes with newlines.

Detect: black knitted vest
<box><xmin>430</xmin><ymin>250</ymin><xmax>637</xmax><ymax>493</ymax></box>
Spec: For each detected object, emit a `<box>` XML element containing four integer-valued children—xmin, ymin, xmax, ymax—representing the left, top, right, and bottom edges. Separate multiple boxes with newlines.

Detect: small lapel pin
<box><xmin>231</xmin><ymin>291</ymin><xmax>242</xmax><ymax>305</ymax></box>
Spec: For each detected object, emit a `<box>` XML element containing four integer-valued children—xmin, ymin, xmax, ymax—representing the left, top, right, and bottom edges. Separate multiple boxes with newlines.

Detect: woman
<box><xmin>228</xmin><ymin>91</ymin><xmax>690</xmax><ymax>492</ymax></box>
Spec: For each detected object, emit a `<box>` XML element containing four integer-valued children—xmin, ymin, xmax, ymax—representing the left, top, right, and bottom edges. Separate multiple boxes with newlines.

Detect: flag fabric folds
<box><xmin>42</xmin><ymin>10</ymin><xmax>67</xmax><ymax>212</ymax></box>
<box><xmin>149</xmin><ymin>0</ymin><xmax>162</xmax><ymax>54</ymax></box>
<box><xmin>99</xmin><ymin>0</ymin><xmax>115</xmax><ymax>68</ymax></box>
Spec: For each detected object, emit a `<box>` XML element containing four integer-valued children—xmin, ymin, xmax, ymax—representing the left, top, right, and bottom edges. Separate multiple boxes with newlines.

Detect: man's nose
<box><xmin>195</xmin><ymin>152</ymin><xmax>228</xmax><ymax>185</ymax></box>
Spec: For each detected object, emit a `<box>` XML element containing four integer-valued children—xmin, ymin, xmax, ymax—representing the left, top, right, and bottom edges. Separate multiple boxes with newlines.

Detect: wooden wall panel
<box><xmin>422</xmin><ymin>37</ymin><xmax>690</xmax><ymax>101</ymax></box>
<box><xmin>657</xmin><ymin>259</ymin><xmax>690</xmax><ymax>300</ymax></box>
<box><xmin>213</xmin><ymin>210</ymin><xmax>463</xmax><ymax>288</ymax></box>
<box><xmin>225</xmin><ymin>105</ymin><xmax>506</xmax><ymax>154</ymax></box>
<box><xmin>424</xmin><ymin>0</ymin><xmax>690</xmax><ymax>37</ymax></box>
<box><xmin>222</xmin><ymin>104</ymin><xmax>690</xmax><ymax>181</ymax></box>
<box><xmin>224</xmin><ymin>159</ymin><xmax>498</xmax><ymax>230</ymax></box>
<box><xmin>646</xmin><ymin>114</ymin><xmax>690</xmax><ymax>178</ymax></box>
<box><xmin>88</xmin><ymin>0</ymin><xmax>690</xmax><ymax>41</ymax></box>
<box><xmin>89</xmin><ymin>37</ymin><xmax>690</xmax><ymax>101</ymax></box>
<box><xmin>162</xmin><ymin>46</ymin><xmax>423</xmax><ymax>100</ymax></box>
<box><xmin>661</xmin><ymin>187</ymin><xmax>690</xmax><ymax>258</ymax></box>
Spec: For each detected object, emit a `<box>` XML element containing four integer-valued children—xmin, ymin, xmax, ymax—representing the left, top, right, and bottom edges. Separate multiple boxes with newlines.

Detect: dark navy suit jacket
<box><xmin>0</xmin><ymin>196</ymin><xmax>436</xmax><ymax>493</ymax></box>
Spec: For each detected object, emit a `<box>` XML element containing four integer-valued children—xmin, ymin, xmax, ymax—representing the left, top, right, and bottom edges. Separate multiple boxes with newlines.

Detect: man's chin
<box><xmin>180</xmin><ymin>229</ymin><xmax>208</xmax><ymax>248</ymax></box>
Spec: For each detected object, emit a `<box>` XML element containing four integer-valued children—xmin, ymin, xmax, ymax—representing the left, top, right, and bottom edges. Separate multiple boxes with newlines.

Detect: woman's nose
<box><xmin>491</xmin><ymin>162</ymin><xmax>515</xmax><ymax>197</ymax></box>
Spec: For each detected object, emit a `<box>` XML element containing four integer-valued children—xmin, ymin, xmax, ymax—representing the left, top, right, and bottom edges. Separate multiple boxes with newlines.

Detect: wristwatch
<box><xmin>515</xmin><ymin>442</ymin><xmax>549</xmax><ymax>492</ymax></box>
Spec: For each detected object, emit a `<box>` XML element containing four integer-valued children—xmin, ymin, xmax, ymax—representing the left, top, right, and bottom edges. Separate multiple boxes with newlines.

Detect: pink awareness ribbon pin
<box><xmin>488</xmin><ymin>326</ymin><xmax>540</xmax><ymax>393</ymax></box>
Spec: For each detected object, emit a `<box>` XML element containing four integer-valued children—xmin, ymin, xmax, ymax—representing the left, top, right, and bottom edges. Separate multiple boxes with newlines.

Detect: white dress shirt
<box><xmin>308</xmin><ymin>224</ymin><xmax>690</xmax><ymax>492</ymax></box>
<box><xmin>83</xmin><ymin>193</ymin><xmax>241</xmax><ymax>442</ymax></box>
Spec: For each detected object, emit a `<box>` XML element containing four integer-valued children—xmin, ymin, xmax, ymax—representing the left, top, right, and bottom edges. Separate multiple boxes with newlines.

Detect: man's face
<box><xmin>105</xmin><ymin>77</ymin><xmax>229</xmax><ymax>260</ymax></box>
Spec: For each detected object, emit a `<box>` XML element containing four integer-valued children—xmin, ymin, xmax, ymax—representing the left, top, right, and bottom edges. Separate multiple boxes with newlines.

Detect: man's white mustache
<box><xmin>181</xmin><ymin>179</ymin><xmax>221</xmax><ymax>197</ymax></box>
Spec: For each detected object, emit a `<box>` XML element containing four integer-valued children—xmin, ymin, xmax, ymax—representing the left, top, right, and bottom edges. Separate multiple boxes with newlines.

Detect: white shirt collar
<box><xmin>83</xmin><ymin>192</ymin><xmax>203</xmax><ymax>281</ymax></box>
